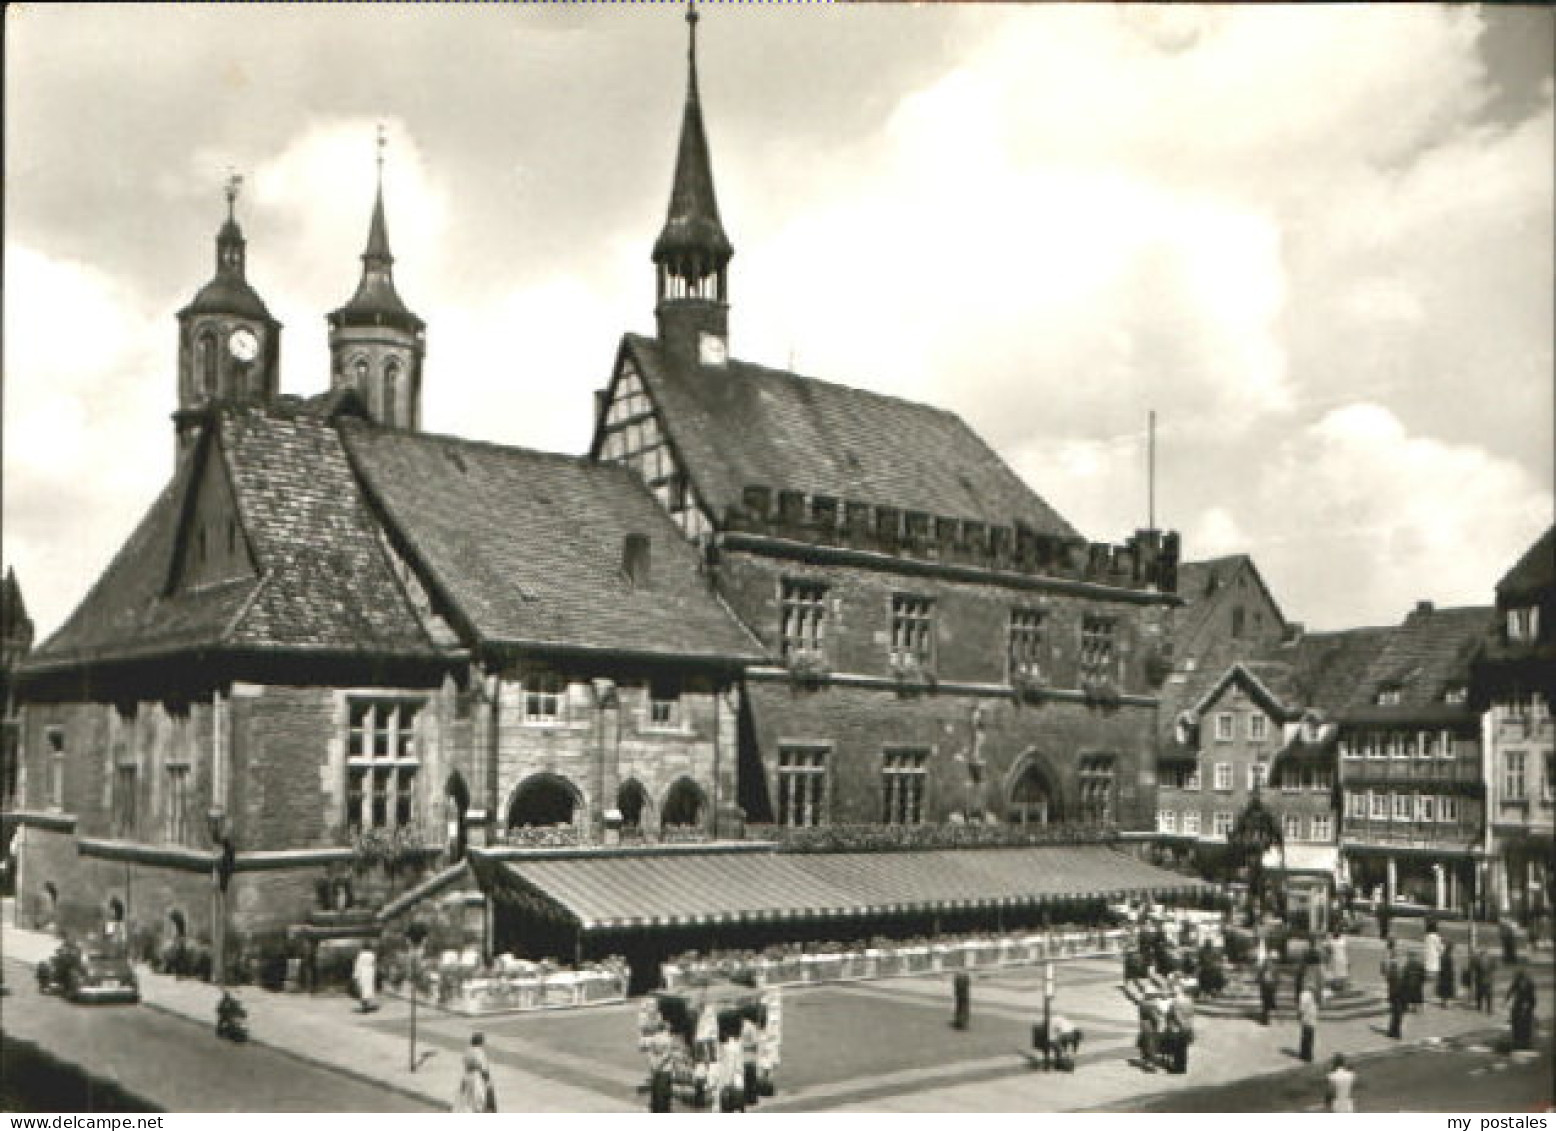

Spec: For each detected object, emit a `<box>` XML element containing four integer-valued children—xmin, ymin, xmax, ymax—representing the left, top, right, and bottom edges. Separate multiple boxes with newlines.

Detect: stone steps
<box><xmin>1193</xmin><ymin>978</ymin><xmax>1387</xmax><ymax>1021</ymax></box>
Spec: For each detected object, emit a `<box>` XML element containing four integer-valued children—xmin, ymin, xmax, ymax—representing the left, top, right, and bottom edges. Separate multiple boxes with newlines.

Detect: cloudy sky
<box><xmin>5</xmin><ymin>3</ymin><xmax>1552</xmax><ymax>641</ymax></box>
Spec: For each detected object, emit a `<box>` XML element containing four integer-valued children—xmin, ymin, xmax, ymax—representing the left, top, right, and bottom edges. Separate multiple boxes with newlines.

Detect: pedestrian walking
<box><xmin>1298</xmin><ymin>985</ymin><xmax>1319</xmax><ymax>1063</ymax></box>
<box><xmin>1258</xmin><ymin>958</ymin><xmax>1278</xmax><ymax>1026</ymax></box>
<box><xmin>739</xmin><ymin>1014</ymin><xmax>762</xmax><ymax>1108</ymax></box>
<box><xmin>1500</xmin><ymin>917</ymin><xmax>1519</xmax><ymax>964</ymax></box>
<box><xmin>1377</xmin><ymin>902</ymin><xmax>1392</xmax><ymax>942</ymax></box>
<box><xmin>1437</xmin><ymin>941</ymin><xmax>1457</xmax><ymax>1007</ymax></box>
<box><xmin>644</xmin><ymin>1022</ymin><xmax>676</xmax><ymax>1113</ymax></box>
<box><xmin>467</xmin><ymin>1033</ymin><xmax>497</xmax><ymax>1112</ymax></box>
<box><xmin>1385</xmin><ymin>961</ymin><xmax>1407</xmax><ymax>1040</ymax></box>
<box><xmin>1329</xmin><ymin>929</ymin><xmax>1350</xmax><ymax>990</ymax></box>
<box><xmin>452</xmin><ymin>1052</ymin><xmax>490</xmax><ymax>1114</ymax></box>
<box><xmin>1506</xmin><ymin>965</ymin><xmax>1538</xmax><ymax>1051</ymax></box>
<box><xmin>952</xmin><ymin>971</ymin><xmax>971</xmax><ymax>1030</ymax></box>
<box><xmin>1325</xmin><ymin>1053</ymin><xmax>1356</xmax><ymax>1113</ymax></box>
<box><xmin>1294</xmin><ymin>949</ymin><xmax>1308</xmax><ymax>1006</ymax></box>
<box><xmin>1167</xmin><ymin>984</ymin><xmax>1195</xmax><ymax>1074</ymax></box>
<box><xmin>1423</xmin><ymin>923</ymin><xmax>1443</xmax><ymax>995</ymax></box>
<box><xmin>717</xmin><ymin>1028</ymin><xmax>746</xmax><ymax>1112</ymax></box>
<box><xmin>1403</xmin><ymin>950</ymin><xmax>1426</xmax><ymax>1012</ymax></box>
<box><xmin>1470</xmin><ymin>947</ymin><xmax>1496</xmax><ymax>1013</ymax></box>
<box><xmin>352</xmin><ymin>945</ymin><xmax>378</xmax><ymax>1013</ymax></box>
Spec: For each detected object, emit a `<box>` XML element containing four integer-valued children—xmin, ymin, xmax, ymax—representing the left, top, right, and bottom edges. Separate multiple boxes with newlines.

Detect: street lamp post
<box><xmin>406</xmin><ymin>922</ymin><xmax>429</xmax><ymax>1073</ymax></box>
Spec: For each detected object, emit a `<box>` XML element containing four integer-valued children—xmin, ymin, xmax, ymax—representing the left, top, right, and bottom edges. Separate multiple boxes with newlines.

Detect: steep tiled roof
<box><xmin>1262</xmin><ymin>627</ymin><xmax>1395</xmax><ymax>716</ymax></box>
<box><xmin>1172</xmin><ymin>555</ymin><xmax>1285</xmax><ymax>655</ymax></box>
<box><xmin>26</xmin><ymin>406</ymin><xmax>438</xmax><ymax>671</ymax></box>
<box><xmin>1496</xmin><ymin>525</ymin><xmax>1554</xmax><ymax>603</ymax></box>
<box><xmin>1342</xmin><ymin>605</ymin><xmax>1493</xmax><ymax>723</ymax></box>
<box><xmin>341</xmin><ymin>423</ymin><xmax>762</xmax><ymax>663</ymax></box>
<box><xmin>620</xmin><ymin>335</ymin><xmax>1078</xmax><ymax>538</ymax></box>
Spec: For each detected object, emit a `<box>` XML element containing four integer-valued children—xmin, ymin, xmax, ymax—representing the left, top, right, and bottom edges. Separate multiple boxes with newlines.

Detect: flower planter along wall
<box><xmin>383</xmin><ymin>952</ymin><xmax>629</xmax><ymax>1016</ymax></box>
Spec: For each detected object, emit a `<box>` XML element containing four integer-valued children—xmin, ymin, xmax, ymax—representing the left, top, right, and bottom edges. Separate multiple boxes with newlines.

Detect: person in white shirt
<box><xmin>1325</xmin><ymin>1053</ymin><xmax>1356</xmax><ymax>1112</ymax></box>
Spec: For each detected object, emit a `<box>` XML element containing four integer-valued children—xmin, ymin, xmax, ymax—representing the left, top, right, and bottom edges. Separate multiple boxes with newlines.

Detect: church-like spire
<box><xmin>653</xmin><ymin>2</ymin><xmax>732</xmax><ymax>366</ymax></box>
<box><xmin>653</xmin><ymin>2</ymin><xmax>732</xmax><ymax>266</ymax></box>
<box><xmin>328</xmin><ymin>127</ymin><xmax>426</xmax><ymax>431</ymax></box>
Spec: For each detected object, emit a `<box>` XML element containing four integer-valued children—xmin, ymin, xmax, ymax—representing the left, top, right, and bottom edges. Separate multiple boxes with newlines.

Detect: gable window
<box><xmin>1311</xmin><ymin>814</ymin><xmax>1332</xmax><ymax>841</ymax></box>
<box><xmin>1376</xmin><ymin>686</ymin><xmax>1401</xmax><ymax>706</ymax></box>
<box><xmin>1213</xmin><ymin>762</ymin><xmax>1232</xmax><ymax>791</ymax></box>
<box><xmin>1231</xmin><ymin>606</ymin><xmax>1246</xmax><ymax>638</ymax></box>
<box><xmin>1508</xmin><ymin>605</ymin><xmax>1540</xmax><ymax>642</ymax></box>
<box><xmin>1079</xmin><ymin>616</ymin><xmax>1117</xmax><ymax>681</ymax></box>
<box><xmin>523</xmin><ymin>673</ymin><xmax>565</xmax><ymax>724</ymax></box>
<box><xmin>1182</xmin><ymin>810</ymin><xmax>1201</xmax><ymax>835</ymax></box>
<box><xmin>647</xmin><ymin>679</ymin><xmax>681</xmax><ymax>730</ymax></box>
<box><xmin>1248</xmin><ymin>713</ymin><xmax>1268</xmax><ymax>742</ymax></box>
<box><xmin>889</xmin><ymin>594</ymin><xmax>934</xmax><ymax>669</ymax></box>
<box><xmin>165</xmin><ymin>764</ymin><xmax>192</xmax><ymax>846</ymax></box>
<box><xmin>881</xmin><ymin>748</ymin><xmax>928</xmax><ymax>826</ymax></box>
<box><xmin>1007</xmin><ymin>608</ymin><xmax>1046</xmax><ymax>682</ymax></box>
<box><xmin>1312</xmin><ymin>767</ymin><xmax>1333</xmax><ymax>792</ymax></box>
<box><xmin>1504</xmin><ymin>751</ymin><xmax>1527</xmax><ymax>801</ymax></box>
<box><xmin>1214</xmin><ymin>713</ymin><xmax>1234</xmax><ymax>742</ymax></box>
<box><xmin>780</xmin><ymin>580</ymin><xmax>828</xmax><ymax>661</ymax></box>
<box><xmin>345</xmin><ymin>697</ymin><xmax>422</xmax><ymax>832</ymax></box>
<box><xmin>777</xmin><ymin>746</ymin><xmax>828</xmax><ymax>828</ymax></box>
<box><xmin>1078</xmin><ymin>756</ymin><xmax>1116</xmax><ymax>824</ymax></box>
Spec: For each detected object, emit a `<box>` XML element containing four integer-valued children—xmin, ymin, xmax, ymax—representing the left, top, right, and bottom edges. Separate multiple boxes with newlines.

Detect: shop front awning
<box><xmin>1263</xmin><ymin>843</ymin><xmax>1341</xmax><ymax>876</ymax></box>
<box><xmin>468</xmin><ymin>844</ymin><xmax>1211</xmax><ymax>932</ymax></box>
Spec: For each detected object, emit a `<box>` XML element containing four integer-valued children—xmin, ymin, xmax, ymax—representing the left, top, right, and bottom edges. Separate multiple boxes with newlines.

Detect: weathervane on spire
<box><xmin>224</xmin><ymin>170</ymin><xmax>243</xmax><ymax>221</ymax></box>
<box><xmin>376</xmin><ymin>123</ymin><xmax>387</xmax><ymax>188</ymax></box>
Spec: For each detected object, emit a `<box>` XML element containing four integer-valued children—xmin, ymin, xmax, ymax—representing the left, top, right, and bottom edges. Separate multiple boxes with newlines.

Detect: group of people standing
<box><xmin>1381</xmin><ymin>922</ymin><xmax>1539</xmax><ymax>1052</ymax></box>
<box><xmin>1124</xmin><ymin>977</ymin><xmax>1196</xmax><ymax>1074</ymax></box>
<box><xmin>640</xmin><ymin>990</ymin><xmax>782</xmax><ymax>1112</ymax></box>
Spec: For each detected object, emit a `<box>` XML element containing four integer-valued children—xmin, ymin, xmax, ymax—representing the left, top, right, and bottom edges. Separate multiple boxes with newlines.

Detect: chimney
<box><xmin>1415</xmin><ymin>600</ymin><xmax>1435</xmax><ymax>615</ymax></box>
<box><xmin>622</xmin><ymin>533</ymin><xmax>651</xmax><ymax>588</ymax></box>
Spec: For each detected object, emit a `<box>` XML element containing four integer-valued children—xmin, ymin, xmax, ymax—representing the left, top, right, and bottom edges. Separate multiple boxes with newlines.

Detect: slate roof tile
<box><xmin>620</xmin><ymin>335</ymin><xmax>1078</xmax><ymax>538</ymax></box>
<box><xmin>341</xmin><ymin>422</ymin><xmax>762</xmax><ymax>662</ymax></box>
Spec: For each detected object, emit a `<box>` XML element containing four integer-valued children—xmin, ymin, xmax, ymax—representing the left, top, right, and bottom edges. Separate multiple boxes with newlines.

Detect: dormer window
<box><xmin>1442</xmin><ymin>685</ymin><xmax>1467</xmax><ymax>705</ymax></box>
<box><xmin>1376</xmin><ymin>686</ymin><xmax>1402</xmax><ymax>706</ymax></box>
<box><xmin>1508</xmin><ymin>605</ymin><xmax>1540</xmax><ymax>641</ymax></box>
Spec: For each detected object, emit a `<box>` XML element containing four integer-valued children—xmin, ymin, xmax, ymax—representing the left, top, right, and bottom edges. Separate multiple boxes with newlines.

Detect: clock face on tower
<box><xmin>228</xmin><ymin>327</ymin><xmax>259</xmax><ymax>363</ymax></box>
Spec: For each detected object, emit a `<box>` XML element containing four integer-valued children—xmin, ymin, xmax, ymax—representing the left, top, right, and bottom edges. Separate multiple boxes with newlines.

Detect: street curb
<box><xmin>138</xmin><ymin>999</ymin><xmax>447</xmax><ymax>1112</ymax></box>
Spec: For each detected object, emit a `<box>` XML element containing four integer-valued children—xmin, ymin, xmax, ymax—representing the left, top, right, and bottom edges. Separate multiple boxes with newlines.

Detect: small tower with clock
<box><xmin>327</xmin><ymin>129</ymin><xmax>426</xmax><ymax>431</ymax></box>
<box><xmin>174</xmin><ymin>175</ymin><xmax>282</xmax><ymax>456</ymax></box>
<box><xmin>653</xmin><ymin>3</ymin><xmax>733</xmax><ymax>370</ymax></box>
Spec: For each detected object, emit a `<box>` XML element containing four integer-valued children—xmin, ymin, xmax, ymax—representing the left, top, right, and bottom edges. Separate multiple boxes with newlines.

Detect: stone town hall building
<box><xmin>8</xmin><ymin>14</ymin><xmax>1180</xmax><ymax>952</ymax></box>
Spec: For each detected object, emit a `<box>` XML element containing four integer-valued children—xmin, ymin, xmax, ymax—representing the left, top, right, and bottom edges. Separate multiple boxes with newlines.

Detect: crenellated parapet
<box><xmin>722</xmin><ymin>484</ymin><xmax>1179</xmax><ymax>594</ymax></box>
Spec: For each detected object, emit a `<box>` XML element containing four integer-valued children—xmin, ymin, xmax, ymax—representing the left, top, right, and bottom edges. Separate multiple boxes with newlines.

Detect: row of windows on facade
<box><xmin>1344</xmin><ymin>790</ymin><xmax>1465</xmax><ymax>824</ymax></box>
<box><xmin>1207</xmin><ymin>711</ymin><xmax>1272</xmax><ymax>743</ymax></box>
<box><xmin>773</xmin><ymin>747</ymin><xmax>1116</xmax><ymax>829</ymax></box>
<box><xmin>1157</xmin><ymin>808</ymin><xmax>1332</xmax><ymax>842</ymax></box>
<box><xmin>1340</xmin><ymin>730</ymin><xmax>1467</xmax><ymax>760</ymax></box>
<box><xmin>1160</xmin><ymin>763</ymin><xmax>1334</xmax><ymax>794</ymax></box>
<box><xmin>518</xmin><ymin>675</ymin><xmax>683</xmax><ymax>728</ymax></box>
<box><xmin>1506</xmin><ymin>605</ymin><xmax>1541</xmax><ymax>642</ymax></box>
<box><xmin>781</xmin><ymin>580</ymin><xmax>1118</xmax><ymax>680</ymax></box>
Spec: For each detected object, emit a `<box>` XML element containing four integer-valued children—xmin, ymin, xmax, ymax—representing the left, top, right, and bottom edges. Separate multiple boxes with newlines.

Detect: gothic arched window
<box><xmin>384</xmin><ymin>359</ymin><xmax>401</xmax><ymax>423</ymax></box>
<box><xmin>197</xmin><ymin>332</ymin><xmax>218</xmax><ymax>397</ymax></box>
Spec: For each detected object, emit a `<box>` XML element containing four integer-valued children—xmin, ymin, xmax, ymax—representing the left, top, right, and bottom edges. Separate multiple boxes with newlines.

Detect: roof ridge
<box><xmin>341</xmin><ymin>416</ymin><xmax>618</xmax><ymax>473</ymax></box>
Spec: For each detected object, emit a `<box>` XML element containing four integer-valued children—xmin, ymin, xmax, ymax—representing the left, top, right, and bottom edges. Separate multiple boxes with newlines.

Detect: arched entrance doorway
<box><xmin>444</xmin><ymin>772</ymin><xmax>471</xmax><ymax>861</ymax></box>
<box><xmin>1009</xmin><ymin>759</ymin><xmax>1059</xmax><ymax>827</ymax></box>
<box><xmin>506</xmin><ymin>774</ymin><xmax>581</xmax><ymax>830</ymax></box>
<box><xmin>661</xmin><ymin>777</ymin><xmax>707</xmax><ymax>830</ymax></box>
<box><xmin>617</xmin><ymin>779</ymin><xmax>650</xmax><ymax>832</ymax></box>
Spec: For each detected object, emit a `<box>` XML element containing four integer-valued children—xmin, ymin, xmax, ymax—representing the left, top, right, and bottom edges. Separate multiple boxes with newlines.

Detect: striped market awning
<box><xmin>469</xmin><ymin>844</ymin><xmax>1210</xmax><ymax>933</ymax></box>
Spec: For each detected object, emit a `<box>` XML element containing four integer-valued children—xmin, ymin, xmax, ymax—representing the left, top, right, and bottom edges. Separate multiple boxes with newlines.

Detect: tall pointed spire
<box><xmin>328</xmin><ymin>126</ymin><xmax>426</xmax><ymax>431</ymax></box>
<box><xmin>654</xmin><ymin>1</ymin><xmax>732</xmax><ymax>266</ymax></box>
<box><xmin>654</xmin><ymin>1</ymin><xmax>734</xmax><ymax>367</ymax></box>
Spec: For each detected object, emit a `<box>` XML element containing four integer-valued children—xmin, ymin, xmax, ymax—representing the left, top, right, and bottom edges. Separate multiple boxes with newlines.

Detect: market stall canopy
<box><xmin>469</xmin><ymin>845</ymin><xmax>1210</xmax><ymax>932</ymax></box>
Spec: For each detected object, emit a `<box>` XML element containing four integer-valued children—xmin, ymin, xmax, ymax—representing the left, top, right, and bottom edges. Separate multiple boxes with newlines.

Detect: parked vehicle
<box><xmin>36</xmin><ymin>938</ymin><xmax>139</xmax><ymax>1004</ymax></box>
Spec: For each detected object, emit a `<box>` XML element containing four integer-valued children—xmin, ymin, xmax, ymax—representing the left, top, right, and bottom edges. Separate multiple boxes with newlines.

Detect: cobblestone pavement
<box><xmin>5</xmin><ymin>909</ymin><xmax>1550</xmax><ymax>1113</ymax></box>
